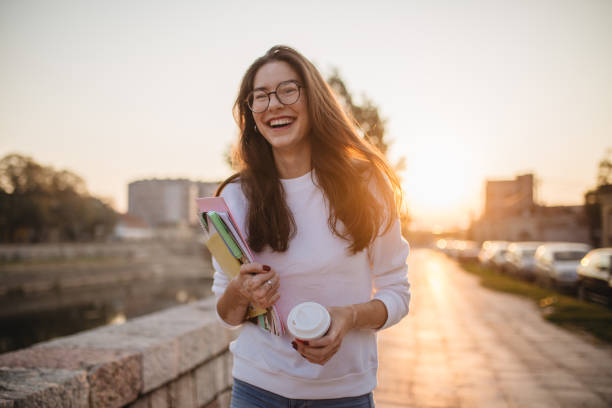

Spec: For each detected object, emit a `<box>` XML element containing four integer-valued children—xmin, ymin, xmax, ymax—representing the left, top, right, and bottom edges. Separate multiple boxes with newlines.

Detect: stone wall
<box><xmin>0</xmin><ymin>242</ymin><xmax>153</xmax><ymax>263</ymax></box>
<box><xmin>0</xmin><ymin>297</ymin><xmax>237</xmax><ymax>407</ymax></box>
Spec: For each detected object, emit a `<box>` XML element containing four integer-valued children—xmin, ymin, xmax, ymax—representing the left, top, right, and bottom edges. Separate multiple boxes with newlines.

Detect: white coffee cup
<box><xmin>287</xmin><ymin>302</ymin><xmax>331</xmax><ymax>340</ymax></box>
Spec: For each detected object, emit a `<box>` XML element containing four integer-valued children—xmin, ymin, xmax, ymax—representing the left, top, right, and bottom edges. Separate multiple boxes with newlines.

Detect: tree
<box><xmin>327</xmin><ymin>69</ymin><xmax>406</xmax><ymax>173</ymax></box>
<box><xmin>0</xmin><ymin>153</ymin><xmax>118</xmax><ymax>243</ymax></box>
<box><xmin>327</xmin><ymin>70</ymin><xmax>410</xmax><ymax>227</ymax></box>
<box><xmin>583</xmin><ymin>149</ymin><xmax>612</xmax><ymax>247</ymax></box>
<box><xmin>597</xmin><ymin>148</ymin><xmax>612</xmax><ymax>187</ymax></box>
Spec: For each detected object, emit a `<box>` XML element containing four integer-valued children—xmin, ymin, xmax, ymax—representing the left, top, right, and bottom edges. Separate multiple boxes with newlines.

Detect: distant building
<box><xmin>471</xmin><ymin>174</ymin><xmax>589</xmax><ymax>244</ymax></box>
<box><xmin>128</xmin><ymin>179</ymin><xmax>220</xmax><ymax>228</ymax></box>
<box><xmin>114</xmin><ymin>214</ymin><xmax>153</xmax><ymax>240</ymax></box>
<box><xmin>484</xmin><ymin>174</ymin><xmax>534</xmax><ymax>218</ymax></box>
<box><xmin>196</xmin><ymin>181</ymin><xmax>220</xmax><ymax>199</ymax></box>
<box><xmin>584</xmin><ymin>184</ymin><xmax>612</xmax><ymax>247</ymax></box>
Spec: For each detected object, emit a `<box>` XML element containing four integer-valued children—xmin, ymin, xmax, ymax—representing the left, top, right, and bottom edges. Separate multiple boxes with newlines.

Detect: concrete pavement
<box><xmin>374</xmin><ymin>249</ymin><xmax>612</xmax><ymax>408</ymax></box>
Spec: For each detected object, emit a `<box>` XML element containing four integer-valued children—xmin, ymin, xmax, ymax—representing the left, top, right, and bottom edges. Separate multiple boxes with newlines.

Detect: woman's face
<box><xmin>251</xmin><ymin>61</ymin><xmax>310</xmax><ymax>157</ymax></box>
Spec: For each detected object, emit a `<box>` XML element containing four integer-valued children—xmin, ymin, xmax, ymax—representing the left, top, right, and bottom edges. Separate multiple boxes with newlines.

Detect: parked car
<box><xmin>456</xmin><ymin>240</ymin><xmax>480</xmax><ymax>262</ymax></box>
<box><xmin>503</xmin><ymin>242</ymin><xmax>542</xmax><ymax>280</ymax></box>
<box><xmin>490</xmin><ymin>242</ymin><xmax>510</xmax><ymax>271</ymax></box>
<box><xmin>435</xmin><ymin>238</ymin><xmax>452</xmax><ymax>255</ymax></box>
<box><xmin>534</xmin><ymin>242</ymin><xmax>592</xmax><ymax>290</ymax></box>
<box><xmin>478</xmin><ymin>241</ymin><xmax>509</xmax><ymax>269</ymax></box>
<box><xmin>477</xmin><ymin>240</ymin><xmax>496</xmax><ymax>265</ymax></box>
<box><xmin>577</xmin><ymin>248</ymin><xmax>612</xmax><ymax>305</ymax></box>
<box><xmin>446</xmin><ymin>240</ymin><xmax>462</xmax><ymax>258</ymax></box>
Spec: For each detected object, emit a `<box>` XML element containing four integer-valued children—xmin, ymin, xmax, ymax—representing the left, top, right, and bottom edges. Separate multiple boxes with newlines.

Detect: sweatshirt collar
<box><xmin>280</xmin><ymin>170</ymin><xmax>314</xmax><ymax>193</ymax></box>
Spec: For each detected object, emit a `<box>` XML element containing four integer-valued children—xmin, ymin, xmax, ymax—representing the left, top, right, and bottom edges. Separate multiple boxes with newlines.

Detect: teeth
<box><xmin>269</xmin><ymin>118</ymin><xmax>294</xmax><ymax>127</ymax></box>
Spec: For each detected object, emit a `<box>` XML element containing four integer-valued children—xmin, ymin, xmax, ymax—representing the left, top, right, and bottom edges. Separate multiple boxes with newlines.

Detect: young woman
<box><xmin>212</xmin><ymin>45</ymin><xmax>410</xmax><ymax>407</ymax></box>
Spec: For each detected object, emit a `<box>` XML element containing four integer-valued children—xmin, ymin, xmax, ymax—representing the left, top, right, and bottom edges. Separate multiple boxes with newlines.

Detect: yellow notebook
<box><xmin>205</xmin><ymin>232</ymin><xmax>266</xmax><ymax>318</ymax></box>
<box><xmin>206</xmin><ymin>232</ymin><xmax>241</xmax><ymax>278</ymax></box>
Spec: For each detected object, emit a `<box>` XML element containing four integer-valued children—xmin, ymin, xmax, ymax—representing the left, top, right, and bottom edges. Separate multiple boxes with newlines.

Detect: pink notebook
<box><xmin>196</xmin><ymin>196</ymin><xmax>284</xmax><ymax>336</ymax></box>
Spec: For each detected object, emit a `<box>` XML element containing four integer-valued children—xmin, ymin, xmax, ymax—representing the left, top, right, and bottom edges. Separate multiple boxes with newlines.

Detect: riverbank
<box><xmin>0</xmin><ymin>240</ymin><xmax>214</xmax><ymax>353</ymax></box>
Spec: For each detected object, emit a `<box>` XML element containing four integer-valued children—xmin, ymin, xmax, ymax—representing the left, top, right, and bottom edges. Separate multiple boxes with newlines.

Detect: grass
<box><xmin>461</xmin><ymin>262</ymin><xmax>612</xmax><ymax>344</ymax></box>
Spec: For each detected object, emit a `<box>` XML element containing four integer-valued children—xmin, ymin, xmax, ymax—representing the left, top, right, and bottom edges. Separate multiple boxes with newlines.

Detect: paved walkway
<box><xmin>374</xmin><ymin>249</ymin><xmax>612</xmax><ymax>408</ymax></box>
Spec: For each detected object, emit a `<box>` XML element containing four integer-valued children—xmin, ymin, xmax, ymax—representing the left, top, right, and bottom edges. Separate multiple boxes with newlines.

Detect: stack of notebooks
<box><xmin>196</xmin><ymin>197</ymin><xmax>284</xmax><ymax>336</ymax></box>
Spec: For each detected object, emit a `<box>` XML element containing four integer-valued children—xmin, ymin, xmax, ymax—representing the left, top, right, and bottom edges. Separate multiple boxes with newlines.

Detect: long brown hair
<box><xmin>218</xmin><ymin>45</ymin><xmax>402</xmax><ymax>254</ymax></box>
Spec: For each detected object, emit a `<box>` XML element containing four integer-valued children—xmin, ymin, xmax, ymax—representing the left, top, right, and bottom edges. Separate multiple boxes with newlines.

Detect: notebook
<box><xmin>196</xmin><ymin>197</ymin><xmax>284</xmax><ymax>336</ymax></box>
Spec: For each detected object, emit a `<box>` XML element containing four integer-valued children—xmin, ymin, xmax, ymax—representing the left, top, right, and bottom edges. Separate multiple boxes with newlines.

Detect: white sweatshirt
<box><xmin>211</xmin><ymin>171</ymin><xmax>410</xmax><ymax>399</ymax></box>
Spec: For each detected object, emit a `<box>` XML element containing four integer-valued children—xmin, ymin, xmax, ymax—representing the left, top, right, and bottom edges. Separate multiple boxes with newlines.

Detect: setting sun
<box><xmin>400</xmin><ymin>139</ymin><xmax>480</xmax><ymax>229</ymax></box>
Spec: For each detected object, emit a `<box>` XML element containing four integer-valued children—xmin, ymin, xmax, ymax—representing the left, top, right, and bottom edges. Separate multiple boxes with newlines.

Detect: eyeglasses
<box><xmin>246</xmin><ymin>80</ymin><xmax>303</xmax><ymax>113</ymax></box>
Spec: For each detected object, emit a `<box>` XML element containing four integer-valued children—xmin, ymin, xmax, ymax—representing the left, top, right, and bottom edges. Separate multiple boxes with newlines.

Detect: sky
<box><xmin>1</xmin><ymin>0</ymin><xmax>611</xmax><ymax>231</ymax></box>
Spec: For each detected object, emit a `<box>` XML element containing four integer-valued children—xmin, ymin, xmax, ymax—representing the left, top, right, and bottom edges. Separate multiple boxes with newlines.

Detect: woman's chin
<box><xmin>266</xmin><ymin>134</ymin><xmax>307</xmax><ymax>153</ymax></box>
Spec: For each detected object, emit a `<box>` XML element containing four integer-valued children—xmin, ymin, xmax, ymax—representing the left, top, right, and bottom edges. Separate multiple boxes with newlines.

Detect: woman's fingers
<box><xmin>295</xmin><ymin>340</ymin><xmax>338</xmax><ymax>365</ymax></box>
<box><xmin>236</xmin><ymin>263</ymin><xmax>280</xmax><ymax>306</ymax></box>
<box><xmin>246</xmin><ymin>274</ymin><xmax>271</xmax><ymax>293</ymax></box>
<box><xmin>252</xmin><ymin>284</ymin><xmax>280</xmax><ymax>308</ymax></box>
<box><xmin>261</xmin><ymin>275</ymin><xmax>280</xmax><ymax>294</ymax></box>
<box><xmin>250</xmin><ymin>272</ymin><xmax>281</xmax><ymax>308</ymax></box>
<box><xmin>253</xmin><ymin>274</ymin><xmax>279</xmax><ymax>296</ymax></box>
<box><xmin>293</xmin><ymin>311</ymin><xmax>349</xmax><ymax>365</ymax></box>
<box><xmin>257</xmin><ymin>292</ymin><xmax>280</xmax><ymax>309</ymax></box>
<box><xmin>239</xmin><ymin>262</ymin><xmax>264</xmax><ymax>275</ymax></box>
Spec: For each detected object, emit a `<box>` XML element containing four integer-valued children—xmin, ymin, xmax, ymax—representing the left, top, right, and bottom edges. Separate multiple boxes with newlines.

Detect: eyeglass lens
<box><xmin>248</xmin><ymin>81</ymin><xmax>300</xmax><ymax>113</ymax></box>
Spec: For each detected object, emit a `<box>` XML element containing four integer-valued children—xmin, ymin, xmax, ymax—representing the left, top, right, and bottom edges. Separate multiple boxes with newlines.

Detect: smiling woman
<box><xmin>249</xmin><ymin>62</ymin><xmax>311</xmax><ymax>178</ymax></box>
<box><xmin>209</xmin><ymin>45</ymin><xmax>411</xmax><ymax>407</ymax></box>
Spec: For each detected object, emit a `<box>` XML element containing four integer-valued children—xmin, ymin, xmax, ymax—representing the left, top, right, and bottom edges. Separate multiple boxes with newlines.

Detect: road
<box><xmin>374</xmin><ymin>249</ymin><xmax>612</xmax><ymax>408</ymax></box>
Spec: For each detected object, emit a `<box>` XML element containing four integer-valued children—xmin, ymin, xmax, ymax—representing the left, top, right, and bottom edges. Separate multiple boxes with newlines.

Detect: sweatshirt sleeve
<box><xmin>371</xmin><ymin>217</ymin><xmax>411</xmax><ymax>330</ymax></box>
<box><xmin>211</xmin><ymin>257</ymin><xmax>244</xmax><ymax>329</ymax></box>
<box><xmin>210</xmin><ymin>182</ymin><xmax>247</xmax><ymax>329</ymax></box>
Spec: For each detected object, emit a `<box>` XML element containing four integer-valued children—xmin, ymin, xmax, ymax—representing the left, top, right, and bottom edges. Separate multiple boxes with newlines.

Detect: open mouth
<box><xmin>267</xmin><ymin>117</ymin><xmax>295</xmax><ymax>129</ymax></box>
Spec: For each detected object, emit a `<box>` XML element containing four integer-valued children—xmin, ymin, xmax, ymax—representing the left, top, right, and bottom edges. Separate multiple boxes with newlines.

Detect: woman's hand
<box><xmin>233</xmin><ymin>263</ymin><xmax>280</xmax><ymax>309</ymax></box>
<box><xmin>293</xmin><ymin>306</ymin><xmax>355</xmax><ymax>366</ymax></box>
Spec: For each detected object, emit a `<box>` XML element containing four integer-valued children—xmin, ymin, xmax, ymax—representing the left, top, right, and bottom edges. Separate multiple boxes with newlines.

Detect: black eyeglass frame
<box><xmin>245</xmin><ymin>80</ymin><xmax>304</xmax><ymax>113</ymax></box>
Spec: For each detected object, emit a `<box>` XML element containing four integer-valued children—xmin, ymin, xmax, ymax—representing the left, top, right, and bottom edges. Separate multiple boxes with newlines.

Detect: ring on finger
<box><xmin>265</xmin><ymin>279</ymin><xmax>273</xmax><ymax>287</ymax></box>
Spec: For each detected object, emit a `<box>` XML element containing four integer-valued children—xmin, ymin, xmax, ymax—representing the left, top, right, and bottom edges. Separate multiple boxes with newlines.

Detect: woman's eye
<box><xmin>280</xmin><ymin>87</ymin><xmax>296</xmax><ymax>96</ymax></box>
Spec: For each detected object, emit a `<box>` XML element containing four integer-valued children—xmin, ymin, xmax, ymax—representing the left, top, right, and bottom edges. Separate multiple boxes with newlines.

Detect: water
<box><xmin>0</xmin><ymin>240</ymin><xmax>215</xmax><ymax>353</ymax></box>
<box><xmin>0</xmin><ymin>276</ymin><xmax>213</xmax><ymax>353</ymax></box>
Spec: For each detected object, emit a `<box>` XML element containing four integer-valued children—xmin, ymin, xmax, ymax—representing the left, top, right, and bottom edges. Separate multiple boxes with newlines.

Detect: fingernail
<box><xmin>291</xmin><ymin>341</ymin><xmax>297</xmax><ymax>350</ymax></box>
<box><xmin>262</xmin><ymin>265</ymin><xmax>271</xmax><ymax>271</ymax></box>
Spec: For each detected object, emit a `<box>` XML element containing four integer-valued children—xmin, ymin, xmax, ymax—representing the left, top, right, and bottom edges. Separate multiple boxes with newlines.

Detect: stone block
<box><xmin>194</xmin><ymin>359</ymin><xmax>216</xmax><ymax>407</ymax></box>
<box><xmin>217</xmin><ymin>390</ymin><xmax>232</xmax><ymax>408</ymax></box>
<box><xmin>169</xmin><ymin>373</ymin><xmax>196</xmax><ymax>408</ymax></box>
<box><xmin>36</xmin><ymin>325</ymin><xmax>178</xmax><ymax>394</ymax></box>
<box><xmin>150</xmin><ymin>386</ymin><xmax>169</xmax><ymax>408</ymax></box>
<box><xmin>0</xmin><ymin>399</ymin><xmax>15</xmax><ymax>408</ymax></box>
<box><xmin>145</xmin><ymin>306</ymin><xmax>232</xmax><ymax>373</ymax></box>
<box><xmin>203</xmin><ymin>400</ymin><xmax>219</xmax><ymax>408</ymax></box>
<box><xmin>0</xmin><ymin>346</ymin><xmax>141</xmax><ymax>408</ymax></box>
<box><xmin>128</xmin><ymin>396</ymin><xmax>150</xmax><ymax>408</ymax></box>
<box><xmin>224</xmin><ymin>353</ymin><xmax>233</xmax><ymax>390</ymax></box>
<box><xmin>213</xmin><ymin>355</ymin><xmax>226</xmax><ymax>392</ymax></box>
<box><xmin>104</xmin><ymin>303</ymin><xmax>231</xmax><ymax>378</ymax></box>
<box><xmin>550</xmin><ymin>389</ymin><xmax>607</xmax><ymax>407</ymax></box>
<box><xmin>0</xmin><ymin>367</ymin><xmax>88</xmax><ymax>407</ymax></box>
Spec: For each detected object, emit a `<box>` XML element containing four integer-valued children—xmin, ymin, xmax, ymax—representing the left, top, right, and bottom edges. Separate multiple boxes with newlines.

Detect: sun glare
<box><xmin>400</xmin><ymin>139</ymin><xmax>479</xmax><ymax>229</ymax></box>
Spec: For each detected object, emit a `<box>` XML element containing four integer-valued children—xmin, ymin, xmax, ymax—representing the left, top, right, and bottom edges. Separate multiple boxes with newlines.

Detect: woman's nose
<box><xmin>268</xmin><ymin>92</ymin><xmax>282</xmax><ymax>110</ymax></box>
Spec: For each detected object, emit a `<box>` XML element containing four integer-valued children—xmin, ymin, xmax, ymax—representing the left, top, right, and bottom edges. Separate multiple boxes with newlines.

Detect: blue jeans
<box><xmin>230</xmin><ymin>378</ymin><xmax>375</xmax><ymax>408</ymax></box>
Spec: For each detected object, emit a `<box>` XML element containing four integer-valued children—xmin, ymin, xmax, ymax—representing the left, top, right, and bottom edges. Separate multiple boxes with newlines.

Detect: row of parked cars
<box><xmin>438</xmin><ymin>239</ymin><xmax>612</xmax><ymax>305</ymax></box>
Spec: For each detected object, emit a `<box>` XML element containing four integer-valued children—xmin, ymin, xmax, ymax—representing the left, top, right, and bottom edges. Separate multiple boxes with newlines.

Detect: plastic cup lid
<box><xmin>287</xmin><ymin>302</ymin><xmax>331</xmax><ymax>340</ymax></box>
